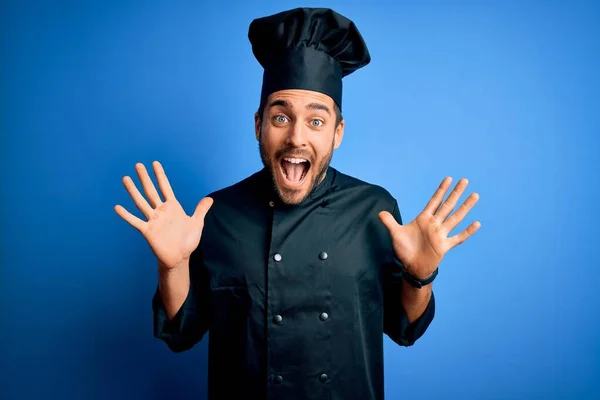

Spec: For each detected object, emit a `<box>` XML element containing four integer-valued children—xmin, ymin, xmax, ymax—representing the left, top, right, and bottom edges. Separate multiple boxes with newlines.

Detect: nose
<box><xmin>284</xmin><ymin>121</ymin><xmax>308</xmax><ymax>148</ymax></box>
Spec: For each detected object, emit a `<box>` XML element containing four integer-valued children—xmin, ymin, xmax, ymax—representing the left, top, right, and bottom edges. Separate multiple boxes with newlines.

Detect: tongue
<box><xmin>282</xmin><ymin>160</ymin><xmax>305</xmax><ymax>182</ymax></box>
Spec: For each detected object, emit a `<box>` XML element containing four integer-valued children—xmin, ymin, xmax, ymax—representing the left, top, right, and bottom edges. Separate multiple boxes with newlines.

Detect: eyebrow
<box><xmin>268</xmin><ymin>99</ymin><xmax>331</xmax><ymax>116</ymax></box>
<box><xmin>306</xmin><ymin>102</ymin><xmax>331</xmax><ymax>116</ymax></box>
<box><xmin>268</xmin><ymin>99</ymin><xmax>291</xmax><ymax>109</ymax></box>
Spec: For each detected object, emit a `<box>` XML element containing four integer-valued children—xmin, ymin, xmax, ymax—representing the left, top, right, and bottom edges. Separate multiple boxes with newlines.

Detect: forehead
<box><xmin>267</xmin><ymin>89</ymin><xmax>335</xmax><ymax>110</ymax></box>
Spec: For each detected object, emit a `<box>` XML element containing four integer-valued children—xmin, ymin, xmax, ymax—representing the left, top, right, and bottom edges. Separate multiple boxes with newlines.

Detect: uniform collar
<box><xmin>308</xmin><ymin>166</ymin><xmax>336</xmax><ymax>199</ymax></box>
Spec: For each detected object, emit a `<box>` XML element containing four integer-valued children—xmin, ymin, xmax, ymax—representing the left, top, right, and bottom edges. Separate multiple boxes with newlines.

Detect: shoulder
<box><xmin>202</xmin><ymin>169</ymin><xmax>273</xmax><ymax>221</ymax></box>
<box><xmin>332</xmin><ymin>168</ymin><xmax>397</xmax><ymax>208</ymax></box>
<box><xmin>206</xmin><ymin>169</ymin><xmax>265</xmax><ymax>203</ymax></box>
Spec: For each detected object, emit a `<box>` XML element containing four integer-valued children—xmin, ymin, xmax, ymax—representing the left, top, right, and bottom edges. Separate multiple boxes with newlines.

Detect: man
<box><xmin>114</xmin><ymin>7</ymin><xmax>480</xmax><ymax>400</ymax></box>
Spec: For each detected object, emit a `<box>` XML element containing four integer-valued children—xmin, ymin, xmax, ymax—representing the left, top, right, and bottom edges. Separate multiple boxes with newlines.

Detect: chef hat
<box><xmin>248</xmin><ymin>7</ymin><xmax>371</xmax><ymax>112</ymax></box>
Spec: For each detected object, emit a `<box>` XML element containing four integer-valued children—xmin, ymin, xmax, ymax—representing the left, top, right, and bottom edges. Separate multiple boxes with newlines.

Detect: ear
<box><xmin>254</xmin><ymin>112</ymin><xmax>261</xmax><ymax>141</ymax></box>
<box><xmin>333</xmin><ymin>119</ymin><xmax>345</xmax><ymax>149</ymax></box>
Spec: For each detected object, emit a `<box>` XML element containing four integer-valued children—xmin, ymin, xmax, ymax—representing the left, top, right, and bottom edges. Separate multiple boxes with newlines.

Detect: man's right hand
<box><xmin>114</xmin><ymin>161</ymin><xmax>213</xmax><ymax>270</ymax></box>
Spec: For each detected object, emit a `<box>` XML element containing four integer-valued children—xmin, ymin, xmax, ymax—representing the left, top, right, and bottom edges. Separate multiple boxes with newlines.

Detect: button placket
<box><xmin>267</xmin><ymin>206</ymin><xmax>289</xmax><ymax>388</ymax></box>
<box><xmin>317</xmin><ymin>241</ymin><xmax>333</xmax><ymax>390</ymax></box>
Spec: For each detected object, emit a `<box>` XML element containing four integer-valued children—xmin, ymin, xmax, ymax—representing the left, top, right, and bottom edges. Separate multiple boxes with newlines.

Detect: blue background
<box><xmin>2</xmin><ymin>0</ymin><xmax>599</xmax><ymax>399</ymax></box>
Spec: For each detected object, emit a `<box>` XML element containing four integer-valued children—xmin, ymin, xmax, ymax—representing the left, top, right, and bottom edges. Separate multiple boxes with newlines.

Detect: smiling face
<box><xmin>255</xmin><ymin>89</ymin><xmax>345</xmax><ymax>205</ymax></box>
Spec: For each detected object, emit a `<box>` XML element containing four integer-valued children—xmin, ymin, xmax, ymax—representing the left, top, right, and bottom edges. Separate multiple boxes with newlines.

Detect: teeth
<box><xmin>283</xmin><ymin>157</ymin><xmax>308</xmax><ymax>164</ymax></box>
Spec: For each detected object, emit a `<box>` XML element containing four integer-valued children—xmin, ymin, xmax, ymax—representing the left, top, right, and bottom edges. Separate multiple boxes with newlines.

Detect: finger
<box><xmin>436</xmin><ymin>178</ymin><xmax>469</xmax><ymax>220</ymax></box>
<box><xmin>153</xmin><ymin>161</ymin><xmax>176</xmax><ymax>201</ymax></box>
<box><xmin>114</xmin><ymin>204</ymin><xmax>146</xmax><ymax>232</ymax></box>
<box><xmin>422</xmin><ymin>177</ymin><xmax>452</xmax><ymax>215</ymax></box>
<box><xmin>448</xmin><ymin>221</ymin><xmax>481</xmax><ymax>249</ymax></box>
<box><xmin>377</xmin><ymin>211</ymin><xmax>399</xmax><ymax>234</ymax></box>
<box><xmin>135</xmin><ymin>163</ymin><xmax>163</xmax><ymax>208</ymax></box>
<box><xmin>122</xmin><ymin>176</ymin><xmax>153</xmax><ymax>217</ymax></box>
<box><xmin>192</xmin><ymin>197</ymin><xmax>214</xmax><ymax>223</ymax></box>
<box><xmin>444</xmin><ymin>192</ymin><xmax>480</xmax><ymax>232</ymax></box>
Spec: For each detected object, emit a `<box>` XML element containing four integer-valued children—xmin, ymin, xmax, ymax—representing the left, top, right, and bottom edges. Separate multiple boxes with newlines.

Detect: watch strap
<box><xmin>393</xmin><ymin>257</ymin><xmax>438</xmax><ymax>289</ymax></box>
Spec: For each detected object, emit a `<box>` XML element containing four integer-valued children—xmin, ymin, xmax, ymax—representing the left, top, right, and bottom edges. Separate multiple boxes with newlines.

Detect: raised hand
<box><xmin>378</xmin><ymin>177</ymin><xmax>480</xmax><ymax>279</ymax></box>
<box><xmin>114</xmin><ymin>161</ymin><xmax>213</xmax><ymax>269</ymax></box>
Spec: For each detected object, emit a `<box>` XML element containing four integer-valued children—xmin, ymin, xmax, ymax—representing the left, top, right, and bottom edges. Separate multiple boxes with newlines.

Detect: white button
<box><xmin>269</xmin><ymin>201</ymin><xmax>275</xmax><ymax>207</ymax></box>
<box><xmin>274</xmin><ymin>253</ymin><xmax>282</xmax><ymax>262</ymax></box>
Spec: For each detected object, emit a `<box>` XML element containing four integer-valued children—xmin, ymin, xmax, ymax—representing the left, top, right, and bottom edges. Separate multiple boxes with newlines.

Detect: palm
<box><xmin>379</xmin><ymin>177</ymin><xmax>481</xmax><ymax>279</ymax></box>
<box><xmin>142</xmin><ymin>200</ymin><xmax>205</xmax><ymax>268</ymax></box>
<box><xmin>114</xmin><ymin>161</ymin><xmax>213</xmax><ymax>269</ymax></box>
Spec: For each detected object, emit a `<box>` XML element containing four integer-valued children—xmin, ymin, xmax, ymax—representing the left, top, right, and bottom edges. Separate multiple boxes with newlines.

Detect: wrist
<box><xmin>393</xmin><ymin>258</ymin><xmax>438</xmax><ymax>289</ymax></box>
<box><xmin>157</xmin><ymin>258</ymin><xmax>191</xmax><ymax>321</ymax></box>
<box><xmin>158</xmin><ymin>258</ymin><xmax>190</xmax><ymax>295</ymax></box>
<box><xmin>158</xmin><ymin>257</ymin><xmax>190</xmax><ymax>275</ymax></box>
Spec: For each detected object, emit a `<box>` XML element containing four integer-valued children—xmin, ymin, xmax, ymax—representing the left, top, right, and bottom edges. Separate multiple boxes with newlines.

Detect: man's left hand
<box><xmin>378</xmin><ymin>177</ymin><xmax>481</xmax><ymax>280</ymax></box>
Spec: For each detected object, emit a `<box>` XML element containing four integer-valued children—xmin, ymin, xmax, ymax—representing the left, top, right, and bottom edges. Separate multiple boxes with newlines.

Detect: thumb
<box><xmin>378</xmin><ymin>211</ymin><xmax>398</xmax><ymax>233</ymax></box>
<box><xmin>193</xmin><ymin>196</ymin><xmax>214</xmax><ymax>223</ymax></box>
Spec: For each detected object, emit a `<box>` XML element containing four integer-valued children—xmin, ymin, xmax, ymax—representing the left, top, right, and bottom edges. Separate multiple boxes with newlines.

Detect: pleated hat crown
<box><xmin>248</xmin><ymin>7</ymin><xmax>371</xmax><ymax>111</ymax></box>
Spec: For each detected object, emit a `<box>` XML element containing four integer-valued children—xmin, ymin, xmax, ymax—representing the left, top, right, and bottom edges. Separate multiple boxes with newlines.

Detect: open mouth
<box><xmin>279</xmin><ymin>157</ymin><xmax>311</xmax><ymax>186</ymax></box>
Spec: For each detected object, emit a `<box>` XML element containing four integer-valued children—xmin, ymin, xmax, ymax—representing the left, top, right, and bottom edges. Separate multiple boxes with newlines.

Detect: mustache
<box><xmin>275</xmin><ymin>147</ymin><xmax>313</xmax><ymax>162</ymax></box>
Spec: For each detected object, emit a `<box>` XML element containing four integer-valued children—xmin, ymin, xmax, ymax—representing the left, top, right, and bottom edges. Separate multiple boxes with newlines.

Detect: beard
<box><xmin>259</xmin><ymin>130</ymin><xmax>334</xmax><ymax>206</ymax></box>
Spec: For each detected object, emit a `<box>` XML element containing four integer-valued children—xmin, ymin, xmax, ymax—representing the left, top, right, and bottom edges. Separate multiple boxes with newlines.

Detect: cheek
<box><xmin>259</xmin><ymin>134</ymin><xmax>278</xmax><ymax>156</ymax></box>
<box><xmin>314</xmin><ymin>136</ymin><xmax>335</xmax><ymax>155</ymax></box>
<box><xmin>261</xmin><ymin>129</ymin><xmax>285</xmax><ymax>150</ymax></box>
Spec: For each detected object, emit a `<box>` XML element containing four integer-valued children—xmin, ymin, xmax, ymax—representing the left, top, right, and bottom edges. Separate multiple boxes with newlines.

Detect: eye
<box><xmin>310</xmin><ymin>119</ymin><xmax>324</xmax><ymax>127</ymax></box>
<box><xmin>273</xmin><ymin>114</ymin><xmax>289</xmax><ymax>124</ymax></box>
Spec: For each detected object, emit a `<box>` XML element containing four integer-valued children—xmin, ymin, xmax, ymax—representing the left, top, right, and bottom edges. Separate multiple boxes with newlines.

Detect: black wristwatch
<box><xmin>393</xmin><ymin>257</ymin><xmax>438</xmax><ymax>289</ymax></box>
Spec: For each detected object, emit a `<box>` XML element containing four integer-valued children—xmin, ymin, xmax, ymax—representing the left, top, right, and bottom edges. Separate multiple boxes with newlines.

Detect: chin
<box><xmin>273</xmin><ymin>163</ymin><xmax>312</xmax><ymax>205</ymax></box>
<box><xmin>277</xmin><ymin>188</ymin><xmax>310</xmax><ymax>205</ymax></box>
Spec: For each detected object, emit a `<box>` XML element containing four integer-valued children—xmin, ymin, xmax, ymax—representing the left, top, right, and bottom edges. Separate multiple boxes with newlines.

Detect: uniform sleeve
<box><xmin>382</xmin><ymin>200</ymin><xmax>436</xmax><ymax>347</ymax></box>
<box><xmin>152</xmin><ymin>249</ymin><xmax>209</xmax><ymax>352</ymax></box>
